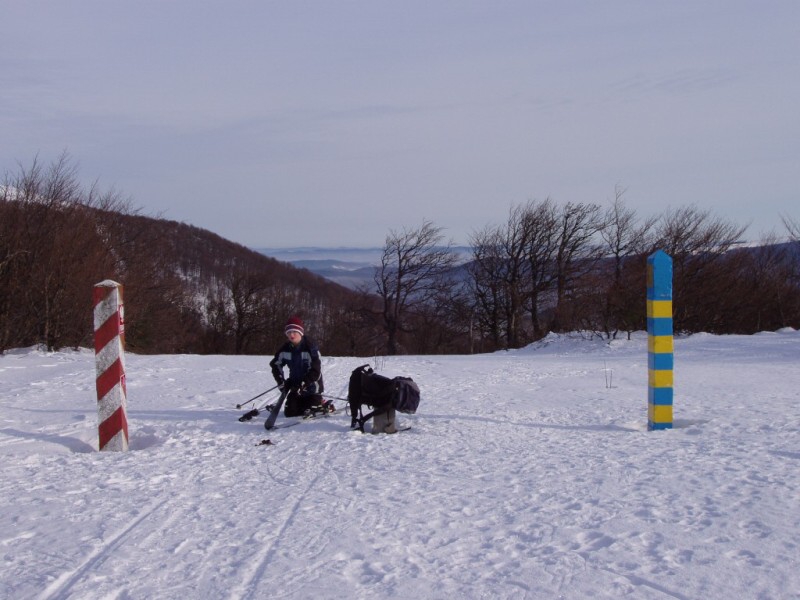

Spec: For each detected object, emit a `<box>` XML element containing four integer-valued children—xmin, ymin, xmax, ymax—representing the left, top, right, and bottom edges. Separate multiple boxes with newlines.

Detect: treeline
<box><xmin>0</xmin><ymin>156</ymin><xmax>381</xmax><ymax>356</ymax></box>
<box><xmin>2</xmin><ymin>157</ymin><xmax>799</xmax><ymax>357</ymax></box>
<box><xmin>372</xmin><ymin>192</ymin><xmax>800</xmax><ymax>354</ymax></box>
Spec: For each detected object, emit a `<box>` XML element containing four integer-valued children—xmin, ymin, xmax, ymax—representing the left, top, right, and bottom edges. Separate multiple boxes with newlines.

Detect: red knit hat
<box><xmin>285</xmin><ymin>316</ymin><xmax>304</xmax><ymax>336</ymax></box>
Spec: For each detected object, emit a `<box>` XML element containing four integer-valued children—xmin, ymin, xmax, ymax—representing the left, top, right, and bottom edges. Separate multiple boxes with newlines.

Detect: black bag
<box><xmin>347</xmin><ymin>364</ymin><xmax>420</xmax><ymax>432</ymax></box>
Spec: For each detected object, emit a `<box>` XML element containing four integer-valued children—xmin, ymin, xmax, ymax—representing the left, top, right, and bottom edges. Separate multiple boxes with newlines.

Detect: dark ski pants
<box><xmin>284</xmin><ymin>391</ymin><xmax>323</xmax><ymax>417</ymax></box>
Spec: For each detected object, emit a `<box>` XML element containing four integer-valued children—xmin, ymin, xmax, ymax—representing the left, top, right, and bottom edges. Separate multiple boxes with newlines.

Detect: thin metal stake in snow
<box><xmin>93</xmin><ymin>280</ymin><xmax>129</xmax><ymax>451</ymax></box>
<box><xmin>603</xmin><ymin>361</ymin><xmax>613</xmax><ymax>389</ymax></box>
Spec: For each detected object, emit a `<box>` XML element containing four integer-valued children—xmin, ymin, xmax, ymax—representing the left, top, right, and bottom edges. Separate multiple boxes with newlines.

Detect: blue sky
<box><xmin>2</xmin><ymin>1</ymin><xmax>798</xmax><ymax>247</ymax></box>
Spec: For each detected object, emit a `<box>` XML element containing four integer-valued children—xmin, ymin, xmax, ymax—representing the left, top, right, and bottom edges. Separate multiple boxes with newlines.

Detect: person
<box><xmin>269</xmin><ymin>316</ymin><xmax>328</xmax><ymax>417</ymax></box>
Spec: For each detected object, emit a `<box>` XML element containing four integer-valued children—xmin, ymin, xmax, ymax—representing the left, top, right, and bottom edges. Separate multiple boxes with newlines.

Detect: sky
<box><xmin>2</xmin><ymin>331</ymin><xmax>800</xmax><ymax>598</ymax></box>
<box><xmin>2</xmin><ymin>1</ymin><xmax>799</xmax><ymax>248</ymax></box>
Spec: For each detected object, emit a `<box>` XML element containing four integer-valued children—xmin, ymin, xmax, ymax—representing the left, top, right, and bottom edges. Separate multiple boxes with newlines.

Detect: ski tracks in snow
<box><xmin>232</xmin><ymin>467</ymin><xmax>330</xmax><ymax>599</ymax></box>
<box><xmin>27</xmin><ymin>442</ymin><xmax>258</xmax><ymax>599</ymax></box>
<box><xmin>37</xmin><ymin>497</ymin><xmax>171</xmax><ymax>600</ymax></box>
<box><xmin>231</xmin><ymin>432</ymin><xmax>357</xmax><ymax>600</ymax></box>
<box><xmin>5</xmin><ymin>338</ymin><xmax>800</xmax><ymax>598</ymax></box>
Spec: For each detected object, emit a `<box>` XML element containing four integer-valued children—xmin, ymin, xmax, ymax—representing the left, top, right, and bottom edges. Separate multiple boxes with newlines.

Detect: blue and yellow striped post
<box><xmin>647</xmin><ymin>250</ymin><xmax>673</xmax><ymax>431</ymax></box>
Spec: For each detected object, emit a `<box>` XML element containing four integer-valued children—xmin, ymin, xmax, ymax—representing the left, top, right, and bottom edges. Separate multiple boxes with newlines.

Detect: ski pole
<box><xmin>254</xmin><ymin>394</ymin><xmax>279</xmax><ymax>412</ymax></box>
<box><xmin>321</xmin><ymin>394</ymin><xmax>349</xmax><ymax>403</ymax></box>
<box><xmin>236</xmin><ymin>384</ymin><xmax>279</xmax><ymax>409</ymax></box>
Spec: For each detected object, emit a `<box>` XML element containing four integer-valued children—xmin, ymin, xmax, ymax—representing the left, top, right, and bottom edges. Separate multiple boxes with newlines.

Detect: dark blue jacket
<box><xmin>269</xmin><ymin>337</ymin><xmax>324</xmax><ymax>395</ymax></box>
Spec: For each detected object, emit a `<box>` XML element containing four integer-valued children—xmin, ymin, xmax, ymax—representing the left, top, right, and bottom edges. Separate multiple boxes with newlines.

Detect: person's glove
<box><xmin>297</xmin><ymin>381</ymin><xmax>307</xmax><ymax>394</ymax></box>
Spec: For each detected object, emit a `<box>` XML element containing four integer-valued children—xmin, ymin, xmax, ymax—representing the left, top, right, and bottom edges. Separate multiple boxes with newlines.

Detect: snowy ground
<box><xmin>1</xmin><ymin>331</ymin><xmax>799</xmax><ymax>599</ymax></box>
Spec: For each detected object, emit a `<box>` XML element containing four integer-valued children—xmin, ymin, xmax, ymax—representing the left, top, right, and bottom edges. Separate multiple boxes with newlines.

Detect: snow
<box><xmin>2</xmin><ymin>331</ymin><xmax>799</xmax><ymax>599</ymax></box>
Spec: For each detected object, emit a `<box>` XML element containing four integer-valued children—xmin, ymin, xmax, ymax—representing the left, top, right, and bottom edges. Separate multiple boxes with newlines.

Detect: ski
<box><xmin>264</xmin><ymin>404</ymin><xmax>337</xmax><ymax>430</ymax></box>
<box><xmin>265</xmin><ymin>420</ymin><xmax>302</xmax><ymax>430</ymax></box>
<box><xmin>263</xmin><ymin>389</ymin><xmax>290</xmax><ymax>430</ymax></box>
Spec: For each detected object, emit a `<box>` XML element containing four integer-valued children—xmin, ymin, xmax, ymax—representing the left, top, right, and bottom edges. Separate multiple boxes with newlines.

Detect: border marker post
<box><xmin>647</xmin><ymin>250</ymin><xmax>674</xmax><ymax>431</ymax></box>
<box><xmin>93</xmin><ymin>280</ymin><xmax>129</xmax><ymax>451</ymax></box>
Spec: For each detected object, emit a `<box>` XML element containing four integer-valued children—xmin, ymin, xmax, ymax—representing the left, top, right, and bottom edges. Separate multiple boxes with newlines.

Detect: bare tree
<box><xmin>0</xmin><ymin>153</ymin><xmax>120</xmax><ymax>350</ymax></box>
<box><xmin>782</xmin><ymin>214</ymin><xmax>800</xmax><ymax>242</ymax></box>
<box><xmin>730</xmin><ymin>232</ymin><xmax>799</xmax><ymax>332</ymax></box>
<box><xmin>654</xmin><ymin>206</ymin><xmax>748</xmax><ymax>332</ymax></box>
<box><xmin>781</xmin><ymin>214</ymin><xmax>800</xmax><ymax>325</ymax></box>
<box><xmin>467</xmin><ymin>203</ymin><xmax>535</xmax><ymax>349</ymax></box>
<box><xmin>375</xmin><ymin>221</ymin><xmax>458</xmax><ymax>355</ymax></box>
<box><xmin>493</xmin><ymin>205</ymin><xmax>532</xmax><ymax>347</ymax></box>
<box><xmin>549</xmin><ymin>202</ymin><xmax>605</xmax><ymax>332</ymax></box>
<box><xmin>227</xmin><ymin>267</ymin><xmax>271</xmax><ymax>354</ymax></box>
<box><xmin>597</xmin><ymin>188</ymin><xmax>658</xmax><ymax>338</ymax></box>
<box><xmin>521</xmin><ymin>198</ymin><xmax>559</xmax><ymax>339</ymax></box>
<box><xmin>467</xmin><ymin>225</ymin><xmax>508</xmax><ymax>349</ymax></box>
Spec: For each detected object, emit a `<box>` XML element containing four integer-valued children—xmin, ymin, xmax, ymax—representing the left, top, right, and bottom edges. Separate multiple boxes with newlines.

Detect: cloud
<box><xmin>610</xmin><ymin>68</ymin><xmax>739</xmax><ymax>97</ymax></box>
<box><xmin>2</xmin><ymin>1</ymin><xmax>799</xmax><ymax>246</ymax></box>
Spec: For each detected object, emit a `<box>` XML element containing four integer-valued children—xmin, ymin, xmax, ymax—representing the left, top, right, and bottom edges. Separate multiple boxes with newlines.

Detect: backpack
<box><xmin>347</xmin><ymin>364</ymin><xmax>420</xmax><ymax>432</ymax></box>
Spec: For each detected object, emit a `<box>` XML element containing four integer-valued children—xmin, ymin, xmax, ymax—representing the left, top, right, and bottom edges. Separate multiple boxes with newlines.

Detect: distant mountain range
<box><xmin>256</xmin><ymin>242</ymin><xmax>800</xmax><ymax>292</ymax></box>
<box><xmin>255</xmin><ymin>246</ymin><xmax>473</xmax><ymax>290</ymax></box>
<box><xmin>254</xmin><ymin>247</ymin><xmax>381</xmax><ymax>289</ymax></box>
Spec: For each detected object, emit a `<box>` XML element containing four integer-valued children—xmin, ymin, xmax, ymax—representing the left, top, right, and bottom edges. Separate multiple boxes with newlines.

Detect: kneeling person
<box><xmin>270</xmin><ymin>316</ymin><xmax>326</xmax><ymax>417</ymax></box>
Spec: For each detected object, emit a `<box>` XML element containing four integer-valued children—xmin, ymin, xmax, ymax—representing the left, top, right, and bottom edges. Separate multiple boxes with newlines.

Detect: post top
<box><xmin>94</xmin><ymin>279</ymin><xmax>121</xmax><ymax>288</ymax></box>
<box><xmin>647</xmin><ymin>249</ymin><xmax>672</xmax><ymax>265</ymax></box>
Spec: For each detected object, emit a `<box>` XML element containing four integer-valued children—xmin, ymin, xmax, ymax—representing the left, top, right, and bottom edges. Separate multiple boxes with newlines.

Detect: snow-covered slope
<box><xmin>2</xmin><ymin>331</ymin><xmax>799</xmax><ymax>599</ymax></box>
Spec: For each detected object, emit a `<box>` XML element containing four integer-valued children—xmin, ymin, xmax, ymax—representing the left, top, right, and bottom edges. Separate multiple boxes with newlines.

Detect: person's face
<box><xmin>286</xmin><ymin>330</ymin><xmax>302</xmax><ymax>345</ymax></box>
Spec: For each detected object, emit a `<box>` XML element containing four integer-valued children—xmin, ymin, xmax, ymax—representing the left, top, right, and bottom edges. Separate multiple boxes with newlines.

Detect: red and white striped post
<box><xmin>93</xmin><ymin>280</ymin><xmax>129</xmax><ymax>451</ymax></box>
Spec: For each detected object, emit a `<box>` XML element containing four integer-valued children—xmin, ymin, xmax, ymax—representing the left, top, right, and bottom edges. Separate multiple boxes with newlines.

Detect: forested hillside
<box><xmin>2</xmin><ymin>157</ymin><xmax>799</xmax><ymax>357</ymax></box>
<box><xmin>0</xmin><ymin>157</ymin><xmax>382</xmax><ymax>356</ymax></box>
